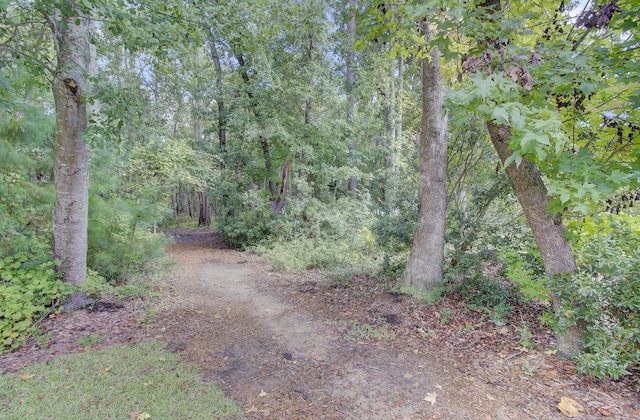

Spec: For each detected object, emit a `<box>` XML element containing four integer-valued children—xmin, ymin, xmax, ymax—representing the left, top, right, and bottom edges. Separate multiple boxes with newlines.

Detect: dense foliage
<box><xmin>1</xmin><ymin>0</ymin><xmax>638</xmax><ymax>383</ymax></box>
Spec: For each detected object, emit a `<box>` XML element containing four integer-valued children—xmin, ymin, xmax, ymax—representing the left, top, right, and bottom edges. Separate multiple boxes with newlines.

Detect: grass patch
<box><xmin>329</xmin><ymin>319</ymin><xmax>396</xmax><ymax>343</ymax></box>
<box><xmin>0</xmin><ymin>340</ymin><xmax>242</xmax><ymax>419</ymax></box>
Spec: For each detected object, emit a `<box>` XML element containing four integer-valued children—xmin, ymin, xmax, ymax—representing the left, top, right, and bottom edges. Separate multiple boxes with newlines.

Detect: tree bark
<box><xmin>401</xmin><ymin>45</ymin><xmax>448</xmax><ymax>294</ymax></box>
<box><xmin>346</xmin><ymin>0</ymin><xmax>357</xmax><ymax>196</ymax></box>
<box><xmin>49</xmin><ymin>5</ymin><xmax>91</xmax><ymax>310</ymax></box>
<box><xmin>487</xmin><ymin>122</ymin><xmax>584</xmax><ymax>356</ymax></box>
<box><xmin>234</xmin><ymin>50</ymin><xmax>281</xmax><ymax>210</ymax></box>
<box><xmin>209</xmin><ymin>37</ymin><xmax>226</xmax><ymax>154</ymax></box>
<box><xmin>198</xmin><ymin>191</ymin><xmax>211</xmax><ymax>227</ymax></box>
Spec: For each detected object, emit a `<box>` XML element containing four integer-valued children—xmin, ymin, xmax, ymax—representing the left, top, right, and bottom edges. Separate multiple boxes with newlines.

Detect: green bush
<box><xmin>87</xmin><ymin>152</ymin><xmax>172</xmax><ymax>284</ymax></box>
<box><xmin>454</xmin><ymin>271</ymin><xmax>519</xmax><ymax>325</ymax></box>
<box><xmin>550</xmin><ymin>216</ymin><xmax>640</xmax><ymax>383</ymax></box>
<box><xmin>498</xmin><ymin>245</ymin><xmax>549</xmax><ymax>301</ymax></box>
<box><xmin>372</xmin><ymin>187</ymin><xmax>418</xmax><ymax>253</ymax></box>
<box><xmin>0</xmin><ymin>254</ymin><xmax>69</xmax><ymax>353</ymax></box>
<box><xmin>254</xmin><ymin>197</ymin><xmax>378</xmax><ymax>272</ymax></box>
<box><xmin>217</xmin><ymin>189</ymin><xmax>276</xmax><ymax>247</ymax></box>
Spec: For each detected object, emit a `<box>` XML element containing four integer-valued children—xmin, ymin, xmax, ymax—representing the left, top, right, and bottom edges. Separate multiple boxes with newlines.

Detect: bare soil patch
<box><xmin>2</xmin><ymin>228</ymin><xmax>638</xmax><ymax>419</ymax></box>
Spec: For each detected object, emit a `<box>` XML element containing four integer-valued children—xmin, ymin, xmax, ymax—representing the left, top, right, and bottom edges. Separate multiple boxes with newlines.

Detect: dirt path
<box><xmin>1</xmin><ymin>230</ymin><xmax>636</xmax><ymax>419</ymax></box>
<box><xmin>153</xmin><ymin>231</ymin><xmax>639</xmax><ymax>420</ymax></box>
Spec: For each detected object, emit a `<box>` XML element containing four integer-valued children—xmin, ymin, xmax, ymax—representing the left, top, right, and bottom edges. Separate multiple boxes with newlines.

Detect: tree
<box><xmin>45</xmin><ymin>2</ymin><xmax>92</xmax><ymax>309</ymax></box>
<box><xmin>487</xmin><ymin>122</ymin><xmax>582</xmax><ymax>354</ymax></box>
<box><xmin>401</xmin><ymin>32</ymin><xmax>448</xmax><ymax>294</ymax></box>
<box><xmin>346</xmin><ymin>0</ymin><xmax>358</xmax><ymax>196</ymax></box>
<box><xmin>446</xmin><ymin>0</ymin><xmax>638</xmax><ymax>355</ymax></box>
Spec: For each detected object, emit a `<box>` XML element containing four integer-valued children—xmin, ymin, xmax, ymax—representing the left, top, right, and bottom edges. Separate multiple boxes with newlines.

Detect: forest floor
<box><xmin>2</xmin><ymin>228</ymin><xmax>639</xmax><ymax>419</ymax></box>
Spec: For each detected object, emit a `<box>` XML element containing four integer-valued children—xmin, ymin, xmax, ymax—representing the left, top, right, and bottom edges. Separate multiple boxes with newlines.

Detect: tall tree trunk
<box><xmin>472</xmin><ymin>0</ymin><xmax>584</xmax><ymax>356</ymax></box>
<box><xmin>234</xmin><ymin>50</ymin><xmax>280</xmax><ymax>210</ymax></box>
<box><xmin>198</xmin><ymin>191</ymin><xmax>211</xmax><ymax>227</ymax></box>
<box><xmin>487</xmin><ymin>122</ymin><xmax>584</xmax><ymax>355</ymax></box>
<box><xmin>48</xmin><ymin>5</ymin><xmax>91</xmax><ymax>310</ymax></box>
<box><xmin>209</xmin><ymin>37</ymin><xmax>226</xmax><ymax>154</ymax></box>
<box><xmin>396</xmin><ymin>54</ymin><xmax>404</xmax><ymax>143</ymax></box>
<box><xmin>346</xmin><ymin>0</ymin><xmax>357</xmax><ymax>196</ymax></box>
<box><xmin>401</xmin><ymin>45</ymin><xmax>448</xmax><ymax>294</ymax></box>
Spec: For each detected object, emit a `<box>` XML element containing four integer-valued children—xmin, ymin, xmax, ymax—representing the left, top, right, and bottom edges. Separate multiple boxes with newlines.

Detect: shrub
<box><xmin>498</xmin><ymin>245</ymin><xmax>549</xmax><ymax>301</ymax></box>
<box><xmin>217</xmin><ymin>189</ymin><xmax>276</xmax><ymax>248</ymax></box>
<box><xmin>454</xmin><ymin>271</ymin><xmax>519</xmax><ymax>325</ymax></box>
<box><xmin>0</xmin><ymin>253</ymin><xmax>69</xmax><ymax>353</ymax></box>
<box><xmin>87</xmin><ymin>153</ymin><xmax>173</xmax><ymax>284</ymax></box>
<box><xmin>255</xmin><ymin>197</ymin><xmax>378</xmax><ymax>272</ymax></box>
<box><xmin>550</xmin><ymin>216</ymin><xmax>640</xmax><ymax>383</ymax></box>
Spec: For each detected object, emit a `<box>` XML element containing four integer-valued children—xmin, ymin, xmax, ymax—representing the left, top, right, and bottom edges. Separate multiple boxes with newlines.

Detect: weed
<box><xmin>439</xmin><ymin>307</ymin><xmax>453</xmax><ymax>325</ymax></box>
<box><xmin>137</xmin><ymin>309</ymin><xmax>156</xmax><ymax>327</ymax></box>
<box><xmin>519</xmin><ymin>325</ymin><xmax>534</xmax><ymax>349</ymax></box>
<box><xmin>417</xmin><ymin>328</ymin><xmax>434</xmax><ymax>339</ymax></box>
<box><xmin>521</xmin><ymin>360</ymin><xmax>535</xmax><ymax>376</ymax></box>
<box><xmin>78</xmin><ymin>334</ymin><xmax>102</xmax><ymax>347</ymax></box>
<box><xmin>33</xmin><ymin>331</ymin><xmax>53</xmax><ymax>348</ymax></box>
<box><xmin>345</xmin><ymin>321</ymin><xmax>395</xmax><ymax>343</ymax></box>
<box><xmin>456</xmin><ymin>273</ymin><xmax>516</xmax><ymax>325</ymax></box>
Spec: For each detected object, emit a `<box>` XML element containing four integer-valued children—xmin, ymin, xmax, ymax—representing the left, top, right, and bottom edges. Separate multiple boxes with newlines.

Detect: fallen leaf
<box><xmin>434</xmin><ymin>384</ymin><xmax>443</xmax><ymax>390</ymax></box>
<box><xmin>97</xmin><ymin>366</ymin><xmax>112</xmax><ymax>375</ymax></box>
<box><xmin>424</xmin><ymin>392</ymin><xmax>437</xmax><ymax>405</ymax></box>
<box><xmin>259</xmin><ymin>390</ymin><xmax>267</xmax><ymax>397</ymax></box>
<box><xmin>19</xmin><ymin>373</ymin><xmax>35</xmax><ymax>381</ymax></box>
<box><xmin>143</xmin><ymin>382</ymin><xmax>153</xmax><ymax>387</ymax></box>
<box><xmin>597</xmin><ymin>407</ymin><xmax>612</xmax><ymax>417</ymax></box>
<box><xmin>245</xmin><ymin>406</ymin><xmax>259</xmax><ymax>414</ymax></box>
<box><xmin>129</xmin><ymin>411</ymin><xmax>150</xmax><ymax>420</ymax></box>
<box><xmin>544</xmin><ymin>349</ymin><xmax>557</xmax><ymax>356</ymax></box>
<box><xmin>557</xmin><ymin>396</ymin><xmax>584</xmax><ymax>418</ymax></box>
<box><xmin>403</xmin><ymin>373</ymin><xmax>413</xmax><ymax>379</ymax></box>
<box><xmin>487</xmin><ymin>394</ymin><xmax>495</xmax><ymax>401</ymax></box>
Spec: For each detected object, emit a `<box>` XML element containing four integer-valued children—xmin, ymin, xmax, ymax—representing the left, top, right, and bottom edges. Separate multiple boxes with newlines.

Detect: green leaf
<box><xmin>504</xmin><ymin>152</ymin><xmax>522</xmax><ymax>168</ymax></box>
<box><xmin>491</xmin><ymin>106</ymin><xmax>509</xmax><ymax>125</ymax></box>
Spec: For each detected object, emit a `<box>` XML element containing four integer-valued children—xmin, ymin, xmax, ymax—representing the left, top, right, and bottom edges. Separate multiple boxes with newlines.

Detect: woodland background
<box><xmin>1</xmin><ymin>0</ymin><xmax>638</xmax><ymax>385</ymax></box>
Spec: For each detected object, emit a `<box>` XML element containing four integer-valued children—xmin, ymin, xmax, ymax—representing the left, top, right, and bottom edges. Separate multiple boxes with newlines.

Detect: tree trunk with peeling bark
<box><xmin>401</xmin><ymin>45</ymin><xmax>448</xmax><ymax>294</ymax></box>
<box><xmin>48</xmin><ymin>5</ymin><xmax>91</xmax><ymax>310</ymax></box>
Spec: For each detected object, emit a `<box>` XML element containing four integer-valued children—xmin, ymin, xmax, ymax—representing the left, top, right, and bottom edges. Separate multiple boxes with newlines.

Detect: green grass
<box><xmin>0</xmin><ymin>340</ymin><xmax>243</xmax><ymax>420</ymax></box>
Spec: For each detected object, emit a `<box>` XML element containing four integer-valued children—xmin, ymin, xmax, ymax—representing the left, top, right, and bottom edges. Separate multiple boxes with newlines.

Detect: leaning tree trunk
<box><xmin>487</xmin><ymin>122</ymin><xmax>584</xmax><ymax>356</ymax></box>
<box><xmin>49</xmin><ymin>5</ymin><xmax>91</xmax><ymax>310</ymax></box>
<box><xmin>401</xmin><ymin>45</ymin><xmax>448</xmax><ymax>294</ymax></box>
